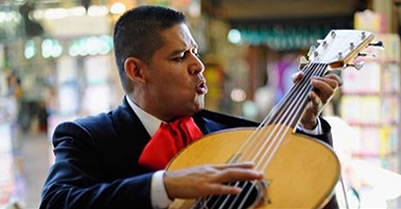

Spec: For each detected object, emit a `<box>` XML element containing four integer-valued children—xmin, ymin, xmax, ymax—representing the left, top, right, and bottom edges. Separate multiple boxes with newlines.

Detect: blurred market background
<box><xmin>1</xmin><ymin>0</ymin><xmax>401</xmax><ymax>208</ymax></box>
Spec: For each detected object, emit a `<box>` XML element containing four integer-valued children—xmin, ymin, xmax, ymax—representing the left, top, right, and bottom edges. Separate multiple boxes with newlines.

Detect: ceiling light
<box><xmin>110</xmin><ymin>2</ymin><xmax>126</xmax><ymax>14</ymax></box>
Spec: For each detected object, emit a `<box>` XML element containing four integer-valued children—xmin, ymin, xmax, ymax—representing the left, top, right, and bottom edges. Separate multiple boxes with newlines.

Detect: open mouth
<box><xmin>196</xmin><ymin>80</ymin><xmax>208</xmax><ymax>94</ymax></box>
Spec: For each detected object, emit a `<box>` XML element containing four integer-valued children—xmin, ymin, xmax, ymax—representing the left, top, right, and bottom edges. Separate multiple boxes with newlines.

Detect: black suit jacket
<box><xmin>40</xmin><ymin>98</ymin><xmax>337</xmax><ymax>209</ymax></box>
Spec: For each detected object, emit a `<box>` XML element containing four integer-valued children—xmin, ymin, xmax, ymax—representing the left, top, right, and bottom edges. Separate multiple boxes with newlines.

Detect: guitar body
<box><xmin>167</xmin><ymin>125</ymin><xmax>340</xmax><ymax>209</ymax></box>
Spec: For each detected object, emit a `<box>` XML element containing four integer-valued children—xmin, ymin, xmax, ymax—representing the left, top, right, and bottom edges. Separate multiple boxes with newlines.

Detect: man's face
<box><xmin>141</xmin><ymin>23</ymin><xmax>207</xmax><ymax>121</ymax></box>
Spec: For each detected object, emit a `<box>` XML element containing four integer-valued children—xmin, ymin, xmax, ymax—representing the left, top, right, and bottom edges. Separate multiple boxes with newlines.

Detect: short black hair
<box><xmin>113</xmin><ymin>5</ymin><xmax>186</xmax><ymax>92</ymax></box>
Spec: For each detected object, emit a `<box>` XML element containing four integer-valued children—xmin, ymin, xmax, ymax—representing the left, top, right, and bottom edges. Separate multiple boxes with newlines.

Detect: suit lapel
<box><xmin>111</xmin><ymin>98</ymin><xmax>152</xmax><ymax>165</ymax></box>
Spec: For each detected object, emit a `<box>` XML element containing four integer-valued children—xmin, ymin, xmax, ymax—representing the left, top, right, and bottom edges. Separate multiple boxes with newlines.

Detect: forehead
<box><xmin>159</xmin><ymin>23</ymin><xmax>197</xmax><ymax>50</ymax></box>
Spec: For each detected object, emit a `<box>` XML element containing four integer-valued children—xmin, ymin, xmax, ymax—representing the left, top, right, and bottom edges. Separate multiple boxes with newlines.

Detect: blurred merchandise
<box><xmin>82</xmin><ymin>56</ymin><xmax>113</xmax><ymax>115</ymax></box>
<box><xmin>340</xmin><ymin>20</ymin><xmax>401</xmax><ymax>206</ymax></box>
<box><xmin>56</xmin><ymin>56</ymin><xmax>80</xmax><ymax>115</ymax></box>
<box><xmin>204</xmin><ymin>59</ymin><xmax>225</xmax><ymax>111</ymax></box>
<box><xmin>342</xmin><ymin>62</ymin><xmax>381</xmax><ymax>94</ymax></box>
<box><xmin>326</xmin><ymin>116</ymin><xmax>401</xmax><ymax>208</ymax></box>
<box><xmin>0</xmin><ymin>123</ymin><xmax>16</xmax><ymax>207</ymax></box>
<box><xmin>0</xmin><ymin>75</ymin><xmax>23</xmax><ymax>208</ymax></box>
<box><xmin>354</xmin><ymin>9</ymin><xmax>385</xmax><ymax>33</ymax></box>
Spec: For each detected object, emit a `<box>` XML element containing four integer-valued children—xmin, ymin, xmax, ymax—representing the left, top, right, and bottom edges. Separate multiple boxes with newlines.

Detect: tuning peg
<box><xmin>330</xmin><ymin>31</ymin><xmax>336</xmax><ymax>38</ymax></box>
<box><xmin>350</xmin><ymin>42</ymin><xmax>355</xmax><ymax>50</ymax></box>
<box><xmin>317</xmin><ymin>39</ymin><xmax>328</xmax><ymax>47</ymax></box>
<box><xmin>368</xmin><ymin>41</ymin><xmax>384</xmax><ymax>50</ymax></box>
<box><xmin>369</xmin><ymin>41</ymin><xmax>383</xmax><ymax>47</ymax></box>
<box><xmin>361</xmin><ymin>31</ymin><xmax>366</xmax><ymax>40</ymax></box>
<box><xmin>299</xmin><ymin>56</ymin><xmax>309</xmax><ymax>69</ymax></box>
<box><xmin>307</xmin><ymin>45</ymin><xmax>317</xmax><ymax>57</ymax></box>
<box><xmin>358</xmin><ymin>52</ymin><xmax>377</xmax><ymax>58</ymax></box>
<box><xmin>358</xmin><ymin>52</ymin><xmax>367</xmax><ymax>57</ymax></box>
<box><xmin>338</xmin><ymin>52</ymin><xmax>343</xmax><ymax>59</ymax></box>
<box><xmin>346</xmin><ymin>61</ymin><xmax>365</xmax><ymax>71</ymax></box>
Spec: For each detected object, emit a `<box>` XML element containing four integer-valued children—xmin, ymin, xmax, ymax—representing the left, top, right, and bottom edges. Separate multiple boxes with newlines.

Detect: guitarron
<box><xmin>167</xmin><ymin>30</ymin><xmax>376</xmax><ymax>209</ymax></box>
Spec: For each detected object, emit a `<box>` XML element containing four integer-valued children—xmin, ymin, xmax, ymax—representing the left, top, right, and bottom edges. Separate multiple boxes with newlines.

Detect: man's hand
<box><xmin>292</xmin><ymin>72</ymin><xmax>342</xmax><ymax>130</ymax></box>
<box><xmin>163</xmin><ymin>162</ymin><xmax>263</xmax><ymax>199</ymax></box>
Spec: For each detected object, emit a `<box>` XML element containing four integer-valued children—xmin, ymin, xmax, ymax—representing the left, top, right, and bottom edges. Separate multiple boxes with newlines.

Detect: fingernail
<box><xmin>315</xmin><ymin>97</ymin><xmax>321</xmax><ymax>104</ymax></box>
<box><xmin>254</xmin><ymin>171</ymin><xmax>264</xmax><ymax>176</ymax></box>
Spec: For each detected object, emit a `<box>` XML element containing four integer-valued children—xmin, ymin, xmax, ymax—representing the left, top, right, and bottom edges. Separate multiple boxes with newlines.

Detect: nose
<box><xmin>188</xmin><ymin>52</ymin><xmax>205</xmax><ymax>75</ymax></box>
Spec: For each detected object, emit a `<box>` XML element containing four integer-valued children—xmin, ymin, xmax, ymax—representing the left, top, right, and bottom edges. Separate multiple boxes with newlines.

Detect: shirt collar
<box><xmin>126</xmin><ymin>96</ymin><xmax>162</xmax><ymax>137</ymax></box>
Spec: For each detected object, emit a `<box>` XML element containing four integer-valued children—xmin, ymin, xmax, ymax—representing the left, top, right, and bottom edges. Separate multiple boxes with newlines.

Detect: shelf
<box><xmin>352</xmin><ymin>152</ymin><xmax>398</xmax><ymax>158</ymax></box>
<box><xmin>342</xmin><ymin>92</ymin><xmax>380</xmax><ymax>96</ymax></box>
<box><xmin>347</xmin><ymin>121</ymin><xmax>398</xmax><ymax>127</ymax></box>
<box><xmin>340</xmin><ymin>32</ymin><xmax>400</xmax><ymax>176</ymax></box>
<box><xmin>342</xmin><ymin>92</ymin><xmax>400</xmax><ymax>96</ymax></box>
<box><xmin>358</xmin><ymin>58</ymin><xmax>400</xmax><ymax>64</ymax></box>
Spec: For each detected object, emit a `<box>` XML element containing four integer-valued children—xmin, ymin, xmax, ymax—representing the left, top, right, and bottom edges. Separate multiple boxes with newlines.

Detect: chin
<box><xmin>178</xmin><ymin>95</ymin><xmax>204</xmax><ymax>117</ymax></box>
<box><xmin>195</xmin><ymin>94</ymin><xmax>205</xmax><ymax>110</ymax></box>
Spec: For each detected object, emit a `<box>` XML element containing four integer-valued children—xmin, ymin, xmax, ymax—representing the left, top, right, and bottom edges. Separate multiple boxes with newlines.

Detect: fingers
<box><xmin>311</xmin><ymin>76</ymin><xmax>338</xmax><ymax>89</ymax></box>
<box><xmin>205</xmin><ymin>183</ymin><xmax>242</xmax><ymax>195</ymax></box>
<box><xmin>325</xmin><ymin>73</ymin><xmax>343</xmax><ymax>87</ymax></box>
<box><xmin>211</xmin><ymin>167</ymin><xmax>263</xmax><ymax>183</ymax></box>
<box><xmin>292</xmin><ymin>71</ymin><xmax>304</xmax><ymax>83</ymax></box>
<box><xmin>291</xmin><ymin>71</ymin><xmax>342</xmax><ymax>89</ymax></box>
<box><xmin>212</xmin><ymin>162</ymin><xmax>263</xmax><ymax>183</ymax></box>
<box><xmin>308</xmin><ymin>91</ymin><xmax>322</xmax><ymax>112</ymax></box>
<box><xmin>310</xmin><ymin>76</ymin><xmax>338</xmax><ymax>103</ymax></box>
<box><xmin>199</xmin><ymin>165</ymin><xmax>263</xmax><ymax>196</ymax></box>
<box><xmin>164</xmin><ymin>163</ymin><xmax>264</xmax><ymax>199</ymax></box>
<box><xmin>213</xmin><ymin>161</ymin><xmax>254</xmax><ymax>170</ymax></box>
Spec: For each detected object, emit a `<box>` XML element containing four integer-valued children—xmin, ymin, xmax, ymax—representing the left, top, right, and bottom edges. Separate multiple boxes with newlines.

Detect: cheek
<box><xmin>165</xmin><ymin>73</ymin><xmax>190</xmax><ymax>90</ymax></box>
<box><xmin>157</xmin><ymin>79</ymin><xmax>186</xmax><ymax>98</ymax></box>
<box><xmin>152</xmin><ymin>70</ymin><xmax>192</xmax><ymax>98</ymax></box>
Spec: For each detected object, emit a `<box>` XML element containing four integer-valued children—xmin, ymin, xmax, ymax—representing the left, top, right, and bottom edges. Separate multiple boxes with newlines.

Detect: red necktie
<box><xmin>138</xmin><ymin>116</ymin><xmax>204</xmax><ymax>170</ymax></box>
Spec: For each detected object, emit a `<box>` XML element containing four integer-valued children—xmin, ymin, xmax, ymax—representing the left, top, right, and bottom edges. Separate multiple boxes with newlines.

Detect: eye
<box><xmin>193</xmin><ymin>52</ymin><xmax>201</xmax><ymax>58</ymax></box>
<box><xmin>172</xmin><ymin>53</ymin><xmax>186</xmax><ymax>62</ymax></box>
<box><xmin>192</xmin><ymin>49</ymin><xmax>200</xmax><ymax>58</ymax></box>
<box><xmin>172</xmin><ymin>56</ymin><xmax>185</xmax><ymax>62</ymax></box>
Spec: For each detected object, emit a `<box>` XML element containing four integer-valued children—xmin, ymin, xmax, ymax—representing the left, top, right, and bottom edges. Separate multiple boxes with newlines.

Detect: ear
<box><xmin>124</xmin><ymin>57</ymin><xmax>146</xmax><ymax>83</ymax></box>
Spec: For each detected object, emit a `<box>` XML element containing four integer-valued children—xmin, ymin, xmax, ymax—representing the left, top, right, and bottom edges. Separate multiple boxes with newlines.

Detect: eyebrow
<box><xmin>169</xmin><ymin>49</ymin><xmax>187</xmax><ymax>57</ymax></box>
<box><xmin>168</xmin><ymin>43</ymin><xmax>199</xmax><ymax>57</ymax></box>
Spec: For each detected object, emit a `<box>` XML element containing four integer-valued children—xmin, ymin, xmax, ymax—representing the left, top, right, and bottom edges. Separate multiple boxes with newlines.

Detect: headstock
<box><xmin>304</xmin><ymin>30</ymin><xmax>377</xmax><ymax>69</ymax></box>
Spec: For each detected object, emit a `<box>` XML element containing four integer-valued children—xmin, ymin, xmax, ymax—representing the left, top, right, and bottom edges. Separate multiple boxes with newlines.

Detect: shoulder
<box><xmin>52</xmin><ymin>111</ymin><xmax>115</xmax><ymax>147</ymax></box>
<box><xmin>52</xmin><ymin>100</ymin><xmax>145</xmax><ymax>148</ymax></box>
<box><xmin>52</xmin><ymin>101</ymin><xmax>133</xmax><ymax>142</ymax></box>
<box><xmin>74</xmin><ymin>112</ymin><xmax>114</xmax><ymax>133</ymax></box>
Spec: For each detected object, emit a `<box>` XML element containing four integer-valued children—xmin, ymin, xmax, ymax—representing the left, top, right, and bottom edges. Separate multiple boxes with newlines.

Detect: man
<box><xmin>40</xmin><ymin>5</ymin><xmax>340</xmax><ymax>209</ymax></box>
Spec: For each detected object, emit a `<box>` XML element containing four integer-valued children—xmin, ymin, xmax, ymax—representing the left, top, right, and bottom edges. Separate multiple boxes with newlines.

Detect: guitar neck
<box><xmin>267</xmin><ymin>63</ymin><xmax>329</xmax><ymax>128</ymax></box>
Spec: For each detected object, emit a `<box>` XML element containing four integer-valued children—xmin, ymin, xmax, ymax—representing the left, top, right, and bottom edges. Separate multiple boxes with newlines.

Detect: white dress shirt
<box><xmin>126</xmin><ymin>96</ymin><xmax>322</xmax><ymax>209</ymax></box>
<box><xmin>126</xmin><ymin>97</ymin><xmax>172</xmax><ymax>209</ymax></box>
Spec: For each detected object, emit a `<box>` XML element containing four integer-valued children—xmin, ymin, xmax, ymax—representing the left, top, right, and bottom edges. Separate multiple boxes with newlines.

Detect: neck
<box><xmin>127</xmin><ymin>93</ymin><xmax>174</xmax><ymax>122</ymax></box>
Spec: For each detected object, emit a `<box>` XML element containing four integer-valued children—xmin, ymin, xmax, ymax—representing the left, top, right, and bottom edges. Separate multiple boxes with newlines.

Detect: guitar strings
<box><xmin>239</xmin><ymin>34</ymin><xmax>357</xmax><ymax>209</ymax></box>
<box><xmin>225</xmin><ymin>44</ymin><xmax>334</xmax><ymax>209</ymax></box>
<box><xmin>198</xmin><ymin>62</ymin><xmax>322</xmax><ymax>209</ymax></box>
<box><xmin>188</xmin><ymin>64</ymin><xmax>316</xmax><ymax>209</ymax></box>
<box><xmin>197</xmin><ymin>32</ymin><xmax>348</xmax><ymax>209</ymax></box>
<box><xmin>243</xmin><ymin>32</ymin><xmax>348</xmax><ymax>172</ymax></box>
<box><xmin>232</xmin><ymin>65</ymin><xmax>328</xmax><ymax>209</ymax></box>
<box><xmin>232</xmin><ymin>35</ymin><xmax>347</xmax><ymax>209</ymax></box>
<box><xmin>194</xmin><ymin>59</ymin><xmax>322</xmax><ymax>209</ymax></box>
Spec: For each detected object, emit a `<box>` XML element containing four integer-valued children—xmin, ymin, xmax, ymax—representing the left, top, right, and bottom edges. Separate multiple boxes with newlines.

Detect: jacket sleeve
<box><xmin>296</xmin><ymin>117</ymin><xmax>333</xmax><ymax>147</ymax></box>
<box><xmin>40</xmin><ymin>122</ymin><xmax>153</xmax><ymax>209</ymax></box>
<box><xmin>199</xmin><ymin>110</ymin><xmax>334</xmax><ymax>147</ymax></box>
